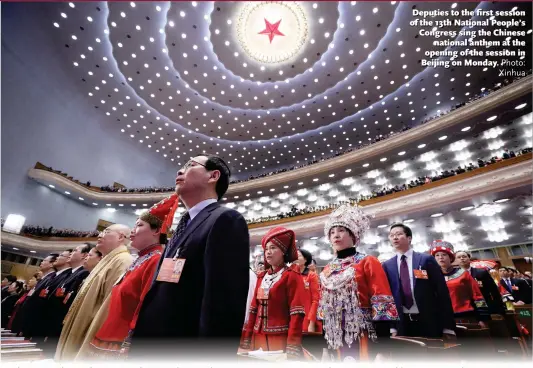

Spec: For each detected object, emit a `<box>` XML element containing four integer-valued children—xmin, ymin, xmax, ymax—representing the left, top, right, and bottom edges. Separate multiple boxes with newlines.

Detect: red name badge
<box><xmin>156</xmin><ymin>258</ymin><xmax>186</xmax><ymax>283</ymax></box>
<box><xmin>55</xmin><ymin>288</ymin><xmax>65</xmax><ymax>298</ymax></box>
<box><xmin>257</xmin><ymin>287</ymin><xmax>269</xmax><ymax>300</ymax></box>
<box><xmin>304</xmin><ymin>281</ymin><xmax>310</xmax><ymax>289</ymax></box>
<box><xmin>39</xmin><ymin>288</ymin><xmax>49</xmax><ymax>298</ymax></box>
<box><xmin>63</xmin><ymin>292</ymin><xmax>72</xmax><ymax>305</ymax></box>
<box><xmin>413</xmin><ymin>269</ymin><xmax>428</xmax><ymax>279</ymax></box>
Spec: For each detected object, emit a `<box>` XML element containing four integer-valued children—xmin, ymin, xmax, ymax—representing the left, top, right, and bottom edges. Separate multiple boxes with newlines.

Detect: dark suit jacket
<box><xmin>25</xmin><ymin>270</ymin><xmax>75</xmax><ymax>338</ymax></box>
<box><xmin>501</xmin><ymin>278</ymin><xmax>532</xmax><ymax>304</ymax></box>
<box><xmin>44</xmin><ymin>267</ymin><xmax>90</xmax><ymax>338</ymax></box>
<box><xmin>470</xmin><ymin>267</ymin><xmax>505</xmax><ymax>314</ymax></box>
<box><xmin>383</xmin><ymin>251</ymin><xmax>455</xmax><ymax>338</ymax></box>
<box><xmin>131</xmin><ymin>202</ymin><xmax>250</xmax><ymax>360</ymax></box>
<box><xmin>1</xmin><ymin>294</ymin><xmax>20</xmax><ymax>328</ymax></box>
<box><xmin>19</xmin><ymin>272</ymin><xmax>56</xmax><ymax>337</ymax></box>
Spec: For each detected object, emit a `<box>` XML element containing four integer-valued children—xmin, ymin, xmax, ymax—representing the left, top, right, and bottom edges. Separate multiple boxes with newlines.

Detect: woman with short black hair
<box><xmin>2</xmin><ymin>280</ymin><xmax>24</xmax><ymax>328</ymax></box>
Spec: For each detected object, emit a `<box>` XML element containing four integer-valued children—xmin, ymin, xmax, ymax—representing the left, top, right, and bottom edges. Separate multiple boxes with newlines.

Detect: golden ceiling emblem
<box><xmin>235</xmin><ymin>1</ymin><xmax>308</xmax><ymax>64</ymax></box>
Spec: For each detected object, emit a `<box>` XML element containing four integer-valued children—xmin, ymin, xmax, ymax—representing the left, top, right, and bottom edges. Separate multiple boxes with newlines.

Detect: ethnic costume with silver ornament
<box><xmin>319</xmin><ymin>251</ymin><xmax>398</xmax><ymax>351</ymax></box>
<box><xmin>318</xmin><ymin>205</ymin><xmax>398</xmax><ymax>360</ymax></box>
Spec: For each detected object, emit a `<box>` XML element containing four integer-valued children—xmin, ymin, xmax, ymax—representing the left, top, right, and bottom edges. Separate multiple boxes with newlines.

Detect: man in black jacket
<box><xmin>24</xmin><ymin>250</ymin><xmax>74</xmax><ymax>342</ymax></box>
<box><xmin>18</xmin><ymin>254</ymin><xmax>58</xmax><ymax>338</ymax></box>
<box><xmin>42</xmin><ymin>244</ymin><xmax>92</xmax><ymax>356</ymax></box>
<box><xmin>499</xmin><ymin>267</ymin><xmax>532</xmax><ymax>304</ymax></box>
<box><xmin>456</xmin><ymin>251</ymin><xmax>505</xmax><ymax>315</ymax></box>
<box><xmin>129</xmin><ymin>155</ymin><xmax>250</xmax><ymax>361</ymax></box>
<box><xmin>382</xmin><ymin>224</ymin><xmax>456</xmax><ymax>340</ymax></box>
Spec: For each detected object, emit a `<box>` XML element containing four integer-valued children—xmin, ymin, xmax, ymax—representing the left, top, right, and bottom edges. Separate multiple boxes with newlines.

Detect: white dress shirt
<box><xmin>72</xmin><ymin>265</ymin><xmax>83</xmax><ymax>273</ymax></box>
<box><xmin>187</xmin><ymin>198</ymin><xmax>218</xmax><ymax>223</ymax></box>
<box><xmin>396</xmin><ymin>249</ymin><xmax>419</xmax><ymax>314</ymax></box>
<box><xmin>55</xmin><ymin>267</ymin><xmax>72</xmax><ymax>276</ymax></box>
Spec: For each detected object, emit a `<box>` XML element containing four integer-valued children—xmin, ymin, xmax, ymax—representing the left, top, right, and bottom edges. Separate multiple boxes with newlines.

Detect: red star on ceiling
<box><xmin>258</xmin><ymin>18</ymin><xmax>285</xmax><ymax>44</ymax></box>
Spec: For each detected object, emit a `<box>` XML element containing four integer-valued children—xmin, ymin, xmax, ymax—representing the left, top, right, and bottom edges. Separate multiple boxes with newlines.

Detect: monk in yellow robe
<box><xmin>55</xmin><ymin>224</ymin><xmax>133</xmax><ymax>361</ymax></box>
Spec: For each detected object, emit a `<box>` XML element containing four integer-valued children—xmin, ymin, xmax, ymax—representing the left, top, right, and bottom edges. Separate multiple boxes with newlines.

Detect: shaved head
<box><xmin>96</xmin><ymin>223</ymin><xmax>132</xmax><ymax>256</ymax></box>
<box><xmin>108</xmin><ymin>224</ymin><xmax>132</xmax><ymax>246</ymax></box>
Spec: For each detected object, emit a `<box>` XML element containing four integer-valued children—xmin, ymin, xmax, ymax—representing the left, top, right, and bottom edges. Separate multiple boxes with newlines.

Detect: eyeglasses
<box><xmin>181</xmin><ymin>159</ymin><xmax>207</xmax><ymax>172</ymax></box>
<box><xmin>99</xmin><ymin>229</ymin><xmax>124</xmax><ymax>237</ymax></box>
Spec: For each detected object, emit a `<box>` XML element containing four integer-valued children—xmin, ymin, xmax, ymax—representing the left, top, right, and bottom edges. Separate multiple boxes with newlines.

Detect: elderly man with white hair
<box><xmin>55</xmin><ymin>224</ymin><xmax>133</xmax><ymax>361</ymax></box>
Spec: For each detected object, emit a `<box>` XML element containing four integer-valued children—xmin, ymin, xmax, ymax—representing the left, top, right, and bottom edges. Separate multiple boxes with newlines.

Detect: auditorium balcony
<box><xmin>27</xmin><ymin>76</ymin><xmax>531</xmax><ymax>208</ymax></box>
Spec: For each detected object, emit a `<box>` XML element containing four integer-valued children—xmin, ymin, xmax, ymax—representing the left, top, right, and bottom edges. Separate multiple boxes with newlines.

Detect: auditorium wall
<box><xmin>1</xmin><ymin>3</ymin><xmax>176</xmax><ymax>228</ymax></box>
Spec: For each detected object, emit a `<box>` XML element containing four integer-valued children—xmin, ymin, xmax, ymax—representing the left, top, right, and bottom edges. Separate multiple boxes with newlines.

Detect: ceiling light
<box><xmin>313</xmin><ymin>178</ymin><xmax>319</xmax><ymax>182</ymax></box>
<box><xmin>362</xmin><ymin>163</ymin><xmax>370</xmax><ymax>167</ymax></box>
<box><xmin>380</xmin><ymin>157</ymin><xmax>387</xmax><ymax>162</ymax></box>
<box><xmin>180</xmin><ymin>11</ymin><xmax>186</xmax><ymax>17</ymax></box>
<box><xmin>494</xmin><ymin>198</ymin><xmax>509</xmax><ymax>203</ymax></box>
<box><xmin>64</xmin><ymin>191</ymin><xmax>70</xmax><ymax>195</ymax></box>
<box><xmin>13</xmin><ymin>248</ymin><xmax>19</xmax><ymax>250</ymax></box>
<box><xmin>461</xmin><ymin>126</ymin><xmax>471</xmax><ymax>132</ymax></box>
<box><xmin>345</xmin><ymin>168</ymin><xmax>352</xmax><ymax>173</ymax></box>
<box><xmin>486</xmin><ymin>115</ymin><xmax>497</xmax><ymax>121</ymax></box>
<box><xmin>431</xmin><ymin>213</ymin><xmax>443</xmax><ymax>218</ymax></box>
<box><xmin>515</xmin><ymin>103</ymin><xmax>527</xmax><ymax>110</ymax></box>
<box><xmin>404</xmin><ymin>219</ymin><xmax>415</xmax><ymax>223</ymax></box>
<box><xmin>398</xmin><ymin>151</ymin><xmax>406</xmax><ymax>156</ymax></box>
<box><xmin>377</xmin><ymin>224</ymin><xmax>388</xmax><ymax>229</ymax></box>
<box><xmin>418</xmin><ymin>144</ymin><xmax>426</xmax><ymax>149</ymax></box>
<box><xmin>48</xmin><ymin>184</ymin><xmax>55</xmax><ymax>188</ymax></box>
<box><xmin>30</xmin><ymin>250</ymin><xmax>37</xmax><ymax>254</ymax></box>
<box><xmin>78</xmin><ymin>197</ymin><xmax>84</xmax><ymax>201</ymax></box>
<box><xmin>373</xmin><ymin>7</ymin><xmax>378</xmax><ymax>13</ymax></box>
<box><xmin>92</xmin><ymin>203</ymin><xmax>98</xmax><ymax>206</ymax></box>
<box><xmin>438</xmin><ymin>135</ymin><xmax>447</xmax><ymax>141</ymax></box>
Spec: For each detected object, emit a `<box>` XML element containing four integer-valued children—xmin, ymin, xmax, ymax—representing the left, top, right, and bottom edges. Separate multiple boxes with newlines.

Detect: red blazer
<box><xmin>444</xmin><ymin>268</ymin><xmax>489</xmax><ymax>320</ymax></box>
<box><xmin>91</xmin><ymin>245</ymin><xmax>162</xmax><ymax>351</ymax></box>
<box><xmin>301</xmin><ymin>271</ymin><xmax>322</xmax><ymax>333</ymax></box>
<box><xmin>241</xmin><ymin>265</ymin><xmax>305</xmax><ymax>354</ymax></box>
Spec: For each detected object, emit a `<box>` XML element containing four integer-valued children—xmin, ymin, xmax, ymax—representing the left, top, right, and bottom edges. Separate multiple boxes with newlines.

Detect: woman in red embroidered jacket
<box><xmin>239</xmin><ymin>226</ymin><xmax>306</xmax><ymax>360</ymax></box>
<box><xmin>430</xmin><ymin>240</ymin><xmax>489</xmax><ymax>326</ymax></box>
<box><xmin>76</xmin><ymin>194</ymin><xmax>179</xmax><ymax>360</ymax></box>
<box><xmin>318</xmin><ymin>205</ymin><xmax>399</xmax><ymax>361</ymax></box>
<box><xmin>295</xmin><ymin>249</ymin><xmax>322</xmax><ymax>334</ymax></box>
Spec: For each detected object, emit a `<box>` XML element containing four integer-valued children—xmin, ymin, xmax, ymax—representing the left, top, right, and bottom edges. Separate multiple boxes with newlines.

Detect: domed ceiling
<box><xmin>50</xmin><ymin>1</ymin><xmax>531</xmax><ymax>179</ymax></box>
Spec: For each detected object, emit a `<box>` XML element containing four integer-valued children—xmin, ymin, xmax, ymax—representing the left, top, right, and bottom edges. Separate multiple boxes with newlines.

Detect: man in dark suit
<box><xmin>509</xmin><ymin>268</ymin><xmax>532</xmax><ymax>304</ymax></box>
<box><xmin>129</xmin><ymin>155</ymin><xmax>250</xmax><ymax>361</ymax></box>
<box><xmin>43</xmin><ymin>244</ymin><xmax>92</xmax><ymax>356</ymax></box>
<box><xmin>25</xmin><ymin>250</ymin><xmax>74</xmax><ymax>342</ymax></box>
<box><xmin>382</xmin><ymin>223</ymin><xmax>456</xmax><ymax>339</ymax></box>
<box><xmin>456</xmin><ymin>251</ymin><xmax>505</xmax><ymax>315</ymax></box>
<box><xmin>18</xmin><ymin>254</ymin><xmax>58</xmax><ymax>338</ymax></box>
<box><xmin>500</xmin><ymin>267</ymin><xmax>532</xmax><ymax>304</ymax></box>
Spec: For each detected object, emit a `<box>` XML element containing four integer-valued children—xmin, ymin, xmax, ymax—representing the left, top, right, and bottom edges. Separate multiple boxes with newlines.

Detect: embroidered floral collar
<box><xmin>443</xmin><ymin>267</ymin><xmax>465</xmax><ymax>281</ymax></box>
